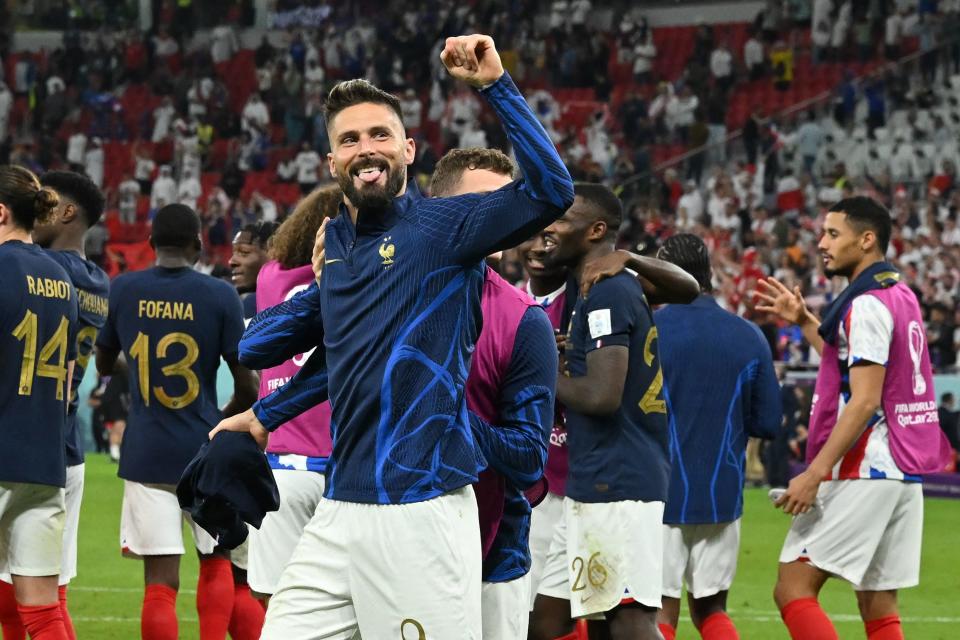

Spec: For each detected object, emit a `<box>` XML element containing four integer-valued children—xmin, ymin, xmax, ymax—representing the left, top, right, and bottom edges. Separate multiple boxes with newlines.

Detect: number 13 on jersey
<box><xmin>129</xmin><ymin>331</ymin><xmax>201</xmax><ymax>409</ymax></box>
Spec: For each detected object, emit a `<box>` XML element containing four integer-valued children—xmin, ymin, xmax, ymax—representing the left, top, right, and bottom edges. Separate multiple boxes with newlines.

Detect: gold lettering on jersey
<box><xmin>78</xmin><ymin>290</ymin><xmax>109</xmax><ymax>318</ymax></box>
<box><xmin>137</xmin><ymin>299</ymin><xmax>196</xmax><ymax>320</ymax></box>
<box><xmin>25</xmin><ymin>275</ymin><xmax>72</xmax><ymax>300</ymax></box>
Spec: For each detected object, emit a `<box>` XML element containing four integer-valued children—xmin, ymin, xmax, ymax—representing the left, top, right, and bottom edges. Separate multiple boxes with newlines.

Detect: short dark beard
<box><xmin>337</xmin><ymin>162</ymin><xmax>406</xmax><ymax>211</ymax></box>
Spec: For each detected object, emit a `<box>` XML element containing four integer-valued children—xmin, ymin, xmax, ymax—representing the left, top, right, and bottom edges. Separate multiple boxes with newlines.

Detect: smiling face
<box><xmin>516</xmin><ymin>232</ymin><xmax>565</xmax><ymax>280</ymax></box>
<box><xmin>540</xmin><ymin>196</ymin><xmax>605</xmax><ymax>270</ymax></box>
<box><xmin>229</xmin><ymin>231</ymin><xmax>269</xmax><ymax>293</ymax></box>
<box><xmin>327</xmin><ymin>102</ymin><xmax>415</xmax><ymax>211</ymax></box>
<box><xmin>818</xmin><ymin>211</ymin><xmax>873</xmax><ymax>278</ymax></box>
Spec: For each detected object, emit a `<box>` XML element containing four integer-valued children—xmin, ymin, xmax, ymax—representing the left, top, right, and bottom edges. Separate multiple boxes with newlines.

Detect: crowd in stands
<box><xmin>2</xmin><ymin>0</ymin><xmax>960</xmax><ymax>373</ymax></box>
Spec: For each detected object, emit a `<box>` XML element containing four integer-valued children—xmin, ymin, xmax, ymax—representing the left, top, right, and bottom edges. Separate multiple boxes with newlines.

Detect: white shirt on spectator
<box><xmin>400</xmin><ymin>95</ymin><xmax>423</xmax><ymax>130</ymax></box>
<box><xmin>667</xmin><ymin>94</ymin><xmax>699</xmax><ymax>129</ymax></box>
<box><xmin>118</xmin><ymin>179</ymin><xmax>140</xmax><ymax>216</ymax></box>
<box><xmin>242</xmin><ymin>97</ymin><xmax>271</xmax><ymax>135</ymax></box>
<box><xmin>570</xmin><ymin>0</ymin><xmax>591</xmax><ymax>26</ymax></box>
<box><xmin>135</xmin><ymin>156</ymin><xmax>156</xmax><ymax>182</ymax></box>
<box><xmin>155</xmin><ymin>35</ymin><xmax>179</xmax><ymax>59</ymax></box>
<box><xmin>678</xmin><ymin>189</ymin><xmax>705</xmax><ymax>228</ymax></box>
<box><xmin>295</xmin><ymin>150</ymin><xmax>321</xmax><ymax>184</ymax></box>
<box><xmin>812</xmin><ymin>0</ymin><xmax>833</xmax><ymax>47</ymax></box>
<box><xmin>710</xmin><ymin>48</ymin><xmax>733</xmax><ymax>79</ymax></box>
<box><xmin>633</xmin><ymin>38</ymin><xmax>657</xmax><ymax>75</ymax></box>
<box><xmin>67</xmin><ymin>133</ymin><xmax>87</xmax><ymax>166</ymax></box>
<box><xmin>885</xmin><ymin>13</ymin><xmax>902</xmax><ymax>46</ymax></box>
<box><xmin>178</xmin><ymin>174</ymin><xmax>202</xmax><ymax>210</ymax></box>
<box><xmin>152</xmin><ymin>102</ymin><xmax>176</xmax><ymax>142</ymax></box>
<box><xmin>257</xmin><ymin>66</ymin><xmax>273</xmax><ymax>93</ymax></box>
<box><xmin>85</xmin><ymin>145</ymin><xmax>105</xmax><ymax>188</ymax></box>
<box><xmin>744</xmin><ymin>37</ymin><xmax>764</xmax><ymax>70</ymax></box>
<box><xmin>459</xmin><ymin>124</ymin><xmax>488</xmax><ymax>150</ymax></box>
<box><xmin>151</xmin><ymin>171</ymin><xmax>177</xmax><ymax>209</ymax></box>
<box><xmin>210</xmin><ymin>25</ymin><xmax>239</xmax><ymax>64</ymax></box>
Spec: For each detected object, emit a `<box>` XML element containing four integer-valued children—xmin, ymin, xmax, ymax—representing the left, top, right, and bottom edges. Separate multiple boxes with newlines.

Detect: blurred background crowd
<box><xmin>2</xmin><ymin>0</ymin><xmax>960</xmax><ymax>387</ymax></box>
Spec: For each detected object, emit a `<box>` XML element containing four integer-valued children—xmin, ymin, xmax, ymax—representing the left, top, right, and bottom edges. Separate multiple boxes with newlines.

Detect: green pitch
<box><xmin>71</xmin><ymin>455</ymin><xmax>957</xmax><ymax>639</ymax></box>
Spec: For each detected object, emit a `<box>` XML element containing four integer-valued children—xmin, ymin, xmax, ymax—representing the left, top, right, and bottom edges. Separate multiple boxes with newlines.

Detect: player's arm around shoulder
<box><xmin>556</xmin><ymin>277</ymin><xmax>632</xmax><ymax>417</ymax></box>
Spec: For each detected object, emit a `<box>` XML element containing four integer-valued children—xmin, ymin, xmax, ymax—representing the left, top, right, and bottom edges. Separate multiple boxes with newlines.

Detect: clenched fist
<box><xmin>440</xmin><ymin>34</ymin><xmax>504</xmax><ymax>89</ymax></box>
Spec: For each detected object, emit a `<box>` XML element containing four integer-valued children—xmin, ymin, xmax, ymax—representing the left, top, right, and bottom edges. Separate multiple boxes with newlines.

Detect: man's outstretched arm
<box><xmin>430</xmin><ymin>35</ymin><xmax>574</xmax><ymax>264</ymax></box>
<box><xmin>239</xmin><ymin>282</ymin><xmax>324</xmax><ymax>370</ymax></box>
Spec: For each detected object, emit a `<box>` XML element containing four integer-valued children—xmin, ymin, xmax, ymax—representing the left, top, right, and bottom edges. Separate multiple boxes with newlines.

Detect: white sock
<box><xmin>110</xmin><ymin>443</ymin><xmax>120</xmax><ymax>460</ymax></box>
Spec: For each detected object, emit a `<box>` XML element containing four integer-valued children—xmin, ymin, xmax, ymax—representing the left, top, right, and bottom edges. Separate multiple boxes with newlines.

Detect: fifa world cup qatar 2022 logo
<box><xmin>907</xmin><ymin>321</ymin><xmax>927</xmax><ymax>396</ymax></box>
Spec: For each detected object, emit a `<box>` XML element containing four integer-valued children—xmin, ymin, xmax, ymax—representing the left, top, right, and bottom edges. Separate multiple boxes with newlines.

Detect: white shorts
<box><xmin>120</xmin><ymin>481</ymin><xmax>217</xmax><ymax>557</ymax></box>
<box><xmin>482</xmin><ymin>574</ymin><xmax>531</xmax><ymax>640</ymax></box>
<box><xmin>779</xmin><ymin>480</ymin><xmax>923</xmax><ymax>591</ymax></box>
<box><xmin>527</xmin><ymin>491</ymin><xmax>563</xmax><ymax>610</ymax></box>
<box><xmin>230</xmin><ymin>536</ymin><xmax>249</xmax><ymax>571</ymax></box>
<box><xmin>539</xmin><ymin>497</ymin><xmax>665</xmax><ymax>617</ymax></box>
<box><xmin>0</xmin><ymin>482</ymin><xmax>65</xmax><ymax>577</ymax></box>
<box><xmin>247</xmin><ymin>469</ymin><xmax>325</xmax><ymax>595</ymax></box>
<box><xmin>262</xmin><ymin>486</ymin><xmax>481</xmax><ymax>640</ymax></box>
<box><xmin>662</xmin><ymin>519</ymin><xmax>740</xmax><ymax>599</ymax></box>
<box><xmin>0</xmin><ymin>466</ymin><xmax>83</xmax><ymax>586</ymax></box>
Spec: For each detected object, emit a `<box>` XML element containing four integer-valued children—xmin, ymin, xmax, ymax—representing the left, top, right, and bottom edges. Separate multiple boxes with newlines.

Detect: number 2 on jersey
<box><xmin>12</xmin><ymin>310</ymin><xmax>70</xmax><ymax>400</ymax></box>
<box><xmin>129</xmin><ymin>331</ymin><xmax>201</xmax><ymax>409</ymax></box>
<box><xmin>639</xmin><ymin>326</ymin><xmax>666</xmax><ymax>414</ymax></box>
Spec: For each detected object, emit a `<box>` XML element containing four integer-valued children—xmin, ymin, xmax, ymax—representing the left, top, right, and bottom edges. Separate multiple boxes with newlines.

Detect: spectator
<box><xmin>117</xmin><ymin>173</ymin><xmax>140</xmax><ymax>224</ymax></box>
<box><xmin>633</xmin><ymin>30</ymin><xmax>657</xmax><ymax>84</ymax></box>
<box><xmin>150</xmin><ymin>164</ymin><xmax>177</xmax><ymax>209</ymax></box>
<box><xmin>241</xmin><ymin>91</ymin><xmax>270</xmax><ymax>136</ymax></box>
<box><xmin>85</xmin><ymin>137</ymin><xmax>105</xmax><ymax>188</ymax></box>
<box><xmin>744</xmin><ymin>29</ymin><xmax>766</xmax><ymax>80</ymax></box>
<box><xmin>294</xmin><ymin>141</ymin><xmax>321</xmax><ymax>195</ymax></box>
<box><xmin>710</xmin><ymin>38</ymin><xmax>735</xmax><ymax>93</ymax></box>
<box><xmin>667</xmin><ymin>84</ymin><xmax>699</xmax><ymax>142</ymax></box>
<box><xmin>177</xmin><ymin>168</ymin><xmax>202</xmax><ymax>211</ymax></box>
<box><xmin>400</xmin><ymin>88</ymin><xmax>423</xmax><ymax>134</ymax></box>
<box><xmin>152</xmin><ymin>96</ymin><xmax>176</xmax><ymax>142</ymax></box>
<box><xmin>770</xmin><ymin>40</ymin><xmax>794</xmax><ymax>90</ymax></box>
<box><xmin>795</xmin><ymin>110</ymin><xmax>825</xmax><ymax>180</ymax></box>
<box><xmin>133</xmin><ymin>147</ymin><xmax>156</xmax><ymax>195</ymax></box>
<box><xmin>811</xmin><ymin>0</ymin><xmax>832</xmax><ymax>63</ymax></box>
<box><xmin>67</xmin><ymin>129</ymin><xmax>87</xmax><ymax>172</ymax></box>
<box><xmin>210</xmin><ymin>23</ymin><xmax>239</xmax><ymax>64</ymax></box>
<box><xmin>677</xmin><ymin>179</ymin><xmax>705</xmax><ymax>229</ymax></box>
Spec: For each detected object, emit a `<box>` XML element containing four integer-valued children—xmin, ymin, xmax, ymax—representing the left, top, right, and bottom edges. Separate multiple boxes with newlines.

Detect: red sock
<box><xmin>142</xmin><ymin>583</ymin><xmax>178</xmax><ymax>640</ymax></box>
<box><xmin>15</xmin><ymin>603</ymin><xmax>68</xmax><ymax>640</ymax></box>
<box><xmin>0</xmin><ymin>581</ymin><xmax>25</xmax><ymax>640</ymax></box>
<box><xmin>197</xmin><ymin>557</ymin><xmax>234</xmax><ymax>640</ymax></box>
<box><xmin>228</xmin><ymin>584</ymin><xmax>265</xmax><ymax>640</ymax></box>
<box><xmin>659</xmin><ymin>622</ymin><xmax>677</xmax><ymax>640</ymax></box>
<box><xmin>552</xmin><ymin>632</ymin><xmax>580</xmax><ymax>640</ymax></box>
<box><xmin>865</xmin><ymin>615</ymin><xmax>904</xmax><ymax>640</ymax></box>
<box><xmin>701</xmin><ymin>611</ymin><xmax>739</xmax><ymax>639</ymax></box>
<box><xmin>781</xmin><ymin>597</ymin><xmax>838</xmax><ymax>640</ymax></box>
<box><xmin>57</xmin><ymin>586</ymin><xmax>75</xmax><ymax>640</ymax></box>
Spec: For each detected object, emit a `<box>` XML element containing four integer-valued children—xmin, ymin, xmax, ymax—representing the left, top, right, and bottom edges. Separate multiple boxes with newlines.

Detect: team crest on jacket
<box><xmin>379</xmin><ymin>236</ymin><xmax>395</xmax><ymax>266</ymax></box>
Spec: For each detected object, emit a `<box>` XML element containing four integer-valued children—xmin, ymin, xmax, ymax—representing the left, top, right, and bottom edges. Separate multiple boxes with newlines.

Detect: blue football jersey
<box><xmin>564</xmin><ymin>272</ymin><xmax>670</xmax><ymax>504</ymax></box>
<box><xmin>46</xmin><ymin>250</ymin><xmax>110</xmax><ymax>466</ymax></box>
<box><xmin>97</xmin><ymin>266</ymin><xmax>245</xmax><ymax>484</ymax></box>
<box><xmin>0</xmin><ymin>241</ymin><xmax>79</xmax><ymax>487</ymax></box>
<box><xmin>656</xmin><ymin>295</ymin><xmax>781</xmax><ymax>524</ymax></box>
